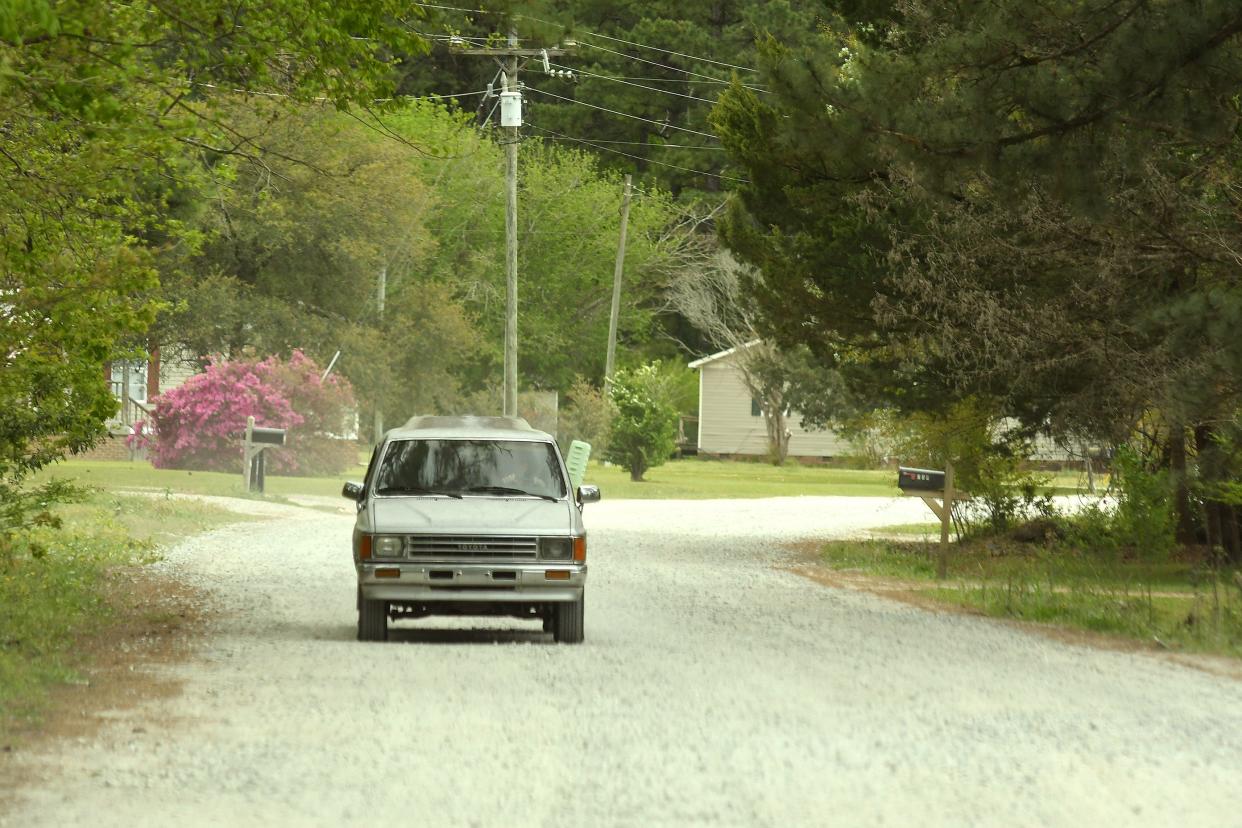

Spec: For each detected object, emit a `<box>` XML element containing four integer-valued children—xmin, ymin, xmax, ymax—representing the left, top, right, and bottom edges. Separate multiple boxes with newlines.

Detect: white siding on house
<box><xmin>696</xmin><ymin>358</ymin><xmax>853</xmax><ymax>458</ymax></box>
<box><xmin>158</xmin><ymin>354</ymin><xmax>198</xmax><ymax>396</ymax></box>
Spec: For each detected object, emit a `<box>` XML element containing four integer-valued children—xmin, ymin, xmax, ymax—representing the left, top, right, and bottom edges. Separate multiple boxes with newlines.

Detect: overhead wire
<box><xmin>570</xmin><ymin>41</ymin><xmax>767</xmax><ymax>91</ymax></box>
<box><xmin>547</xmin><ymin>62</ymin><xmax>717</xmax><ymax>104</ymax></box>
<box><xmin>524</xmin><ymin>86</ymin><xmax>718</xmax><ymax>140</ymax></box>
<box><xmin>404</xmin><ymin>3</ymin><xmax>768</xmax><ymax>91</ymax></box>
<box><xmin>189</xmin><ymin>81</ymin><xmax>492</xmax><ymax>105</ymax></box>
<box><xmin>562</xmin><ymin>28</ymin><xmax>757</xmax><ymax>73</ymax></box>
<box><xmin>538</xmin><ymin>138</ymin><xmax>724</xmax><ymax>150</ymax></box>
<box><xmin>528</xmin><ymin>125</ymin><xmax>749</xmax><ymax>184</ymax></box>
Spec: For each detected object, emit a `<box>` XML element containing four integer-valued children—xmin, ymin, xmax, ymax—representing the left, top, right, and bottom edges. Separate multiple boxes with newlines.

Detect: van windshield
<box><xmin>374</xmin><ymin>439</ymin><xmax>566</xmax><ymax>500</ymax></box>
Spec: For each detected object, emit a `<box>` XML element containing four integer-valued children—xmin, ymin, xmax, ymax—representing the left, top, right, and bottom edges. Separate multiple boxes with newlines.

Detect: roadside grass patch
<box><xmin>866</xmin><ymin>522</ymin><xmax>943</xmax><ymax>538</ymax></box>
<box><xmin>30</xmin><ymin>459</ymin><xmax>368</xmax><ymax>500</ymax></box>
<box><xmin>35</xmin><ymin>458</ymin><xmax>1103</xmax><ymax>503</ymax></box>
<box><xmin>0</xmin><ymin>492</ymin><xmax>245</xmax><ymax>731</ymax></box>
<box><xmin>583</xmin><ymin>459</ymin><xmax>898</xmax><ymax>499</ymax></box>
<box><xmin>820</xmin><ymin>538</ymin><xmax>1242</xmax><ymax>657</ymax></box>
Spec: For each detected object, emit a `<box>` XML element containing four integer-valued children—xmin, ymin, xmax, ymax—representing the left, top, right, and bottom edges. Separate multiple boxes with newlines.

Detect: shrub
<box><xmin>1110</xmin><ymin>444</ymin><xmax>1177</xmax><ymax>560</ymax></box>
<box><xmin>557</xmin><ymin>377</ymin><xmax>616</xmax><ymax>456</ymax></box>
<box><xmin>604</xmin><ymin>364</ymin><xmax>678</xmax><ymax>482</ymax></box>
<box><xmin>149</xmin><ymin>351</ymin><xmax>356</xmax><ymax>475</ymax></box>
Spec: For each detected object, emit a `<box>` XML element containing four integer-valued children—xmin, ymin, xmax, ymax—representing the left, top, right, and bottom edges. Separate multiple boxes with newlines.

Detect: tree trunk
<box><xmin>764</xmin><ymin>398</ymin><xmax>790</xmax><ymax>465</ymax></box>
<box><xmin>1226</xmin><ymin>506</ymin><xmax>1242</xmax><ymax>565</ymax></box>
<box><xmin>629</xmin><ymin>460</ymin><xmax>645</xmax><ymax>482</ymax></box>
<box><xmin>1169</xmin><ymin>424</ymin><xmax>1196</xmax><ymax>545</ymax></box>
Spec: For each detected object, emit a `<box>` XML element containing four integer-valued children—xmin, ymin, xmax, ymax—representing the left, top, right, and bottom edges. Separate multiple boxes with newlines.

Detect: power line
<box><xmin>190</xmin><ymin>81</ymin><xmax>492</xmax><ymax>105</ymax></box>
<box><xmin>588</xmin><ymin>75</ymin><xmax>764</xmax><ymax>87</ymax></box>
<box><xmin>548</xmin><ymin>62</ymin><xmax>717</xmax><ymax>104</ymax></box>
<box><xmin>407</xmin><ymin>1</ymin><xmax>494</xmax><ymax>13</ymax></box>
<box><xmin>540</xmin><ymin>137</ymin><xmax>725</xmax><ymax>151</ymax></box>
<box><xmin>574</xmin><ymin>41</ymin><xmax>768</xmax><ymax>91</ymax></box>
<box><xmin>525</xmin><ymin>86</ymin><xmax>719</xmax><ymax>140</ymax></box>
<box><xmin>404</xmin><ymin>4</ymin><xmax>769</xmax><ymax>88</ymax></box>
<box><xmin>570</xmin><ymin>30</ymin><xmax>757</xmax><ymax>73</ymax></box>
<box><xmin>529</xmin><ymin>125</ymin><xmax>749</xmax><ymax>184</ymax></box>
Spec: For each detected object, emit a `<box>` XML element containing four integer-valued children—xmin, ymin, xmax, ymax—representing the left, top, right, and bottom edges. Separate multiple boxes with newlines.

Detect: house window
<box><xmin>109</xmin><ymin>359</ymin><xmax>147</xmax><ymax>402</ymax></box>
<box><xmin>751</xmin><ymin>397</ymin><xmax>762</xmax><ymax>417</ymax></box>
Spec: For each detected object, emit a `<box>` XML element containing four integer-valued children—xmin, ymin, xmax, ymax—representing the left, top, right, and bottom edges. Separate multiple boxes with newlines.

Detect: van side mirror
<box><xmin>341</xmin><ymin>481</ymin><xmax>363</xmax><ymax>501</ymax></box>
<box><xmin>577</xmin><ymin>485</ymin><xmax>600</xmax><ymax>504</ymax></box>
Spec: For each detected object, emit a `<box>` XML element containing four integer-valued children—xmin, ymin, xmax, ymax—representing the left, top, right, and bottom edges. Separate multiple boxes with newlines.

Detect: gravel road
<box><xmin>5</xmin><ymin>495</ymin><xmax>1242</xmax><ymax>827</ymax></box>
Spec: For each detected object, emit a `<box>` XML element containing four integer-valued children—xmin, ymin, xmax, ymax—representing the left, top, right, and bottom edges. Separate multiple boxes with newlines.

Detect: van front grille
<box><xmin>404</xmin><ymin>535</ymin><xmax>538</xmax><ymax>559</ymax></box>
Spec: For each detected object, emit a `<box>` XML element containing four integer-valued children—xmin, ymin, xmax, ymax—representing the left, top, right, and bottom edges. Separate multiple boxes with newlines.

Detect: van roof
<box><xmin>388</xmin><ymin>415</ymin><xmax>552</xmax><ymax>442</ymax></box>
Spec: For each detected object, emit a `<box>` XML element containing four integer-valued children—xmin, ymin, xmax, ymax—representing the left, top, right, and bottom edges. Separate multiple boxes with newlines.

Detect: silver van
<box><xmin>341</xmin><ymin>415</ymin><xmax>599</xmax><ymax>643</ymax></box>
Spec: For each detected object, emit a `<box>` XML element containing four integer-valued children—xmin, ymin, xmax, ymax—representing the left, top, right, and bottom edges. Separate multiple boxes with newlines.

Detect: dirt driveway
<box><xmin>4</xmin><ymin>496</ymin><xmax>1241</xmax><ymax>826</ymax></box>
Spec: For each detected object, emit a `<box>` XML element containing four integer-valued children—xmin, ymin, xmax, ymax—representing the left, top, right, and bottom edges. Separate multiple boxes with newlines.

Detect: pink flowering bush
<box><xmin>149</xmin><ymin>351</ymin><xmax>356</xmax><ymax>475</ymax></box>
<box><xmin>125</xmin><ymin>419</ymin><xmax>154</xmax><ymax>452</ymax></box>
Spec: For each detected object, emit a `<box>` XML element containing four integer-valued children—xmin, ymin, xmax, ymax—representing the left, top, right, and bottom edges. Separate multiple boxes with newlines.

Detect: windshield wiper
<box><xmin>463</xmin><ymin>485</ymin><xmax>559</xmax><ymax>503</ymax></box>
<box><xmin>376</xmin><ymin>486</ymin><xmax>463</xmax><ymax>499</ymax></box>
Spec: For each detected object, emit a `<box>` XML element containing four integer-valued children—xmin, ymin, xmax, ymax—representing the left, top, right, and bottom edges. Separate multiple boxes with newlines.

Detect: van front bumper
<box><xmin>358</xmin><ymin>561</ymin><xmax>586</xmax><ymax>603</ymax></box>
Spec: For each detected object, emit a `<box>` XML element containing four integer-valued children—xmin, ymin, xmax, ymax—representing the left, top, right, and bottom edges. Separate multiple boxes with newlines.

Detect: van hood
<box><xmin>370</xmin><ymin>496</ymin><xmax>578</xmax><ymax>535</ymax></box>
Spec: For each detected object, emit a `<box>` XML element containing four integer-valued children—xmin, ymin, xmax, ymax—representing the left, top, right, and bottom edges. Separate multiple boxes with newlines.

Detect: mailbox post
<box><xmin>898</xmin><ymin>462</ymin><xmax>956</xmax><ymax>579</ymax></box>
<box><xmin>243</xmin><ymin>416</ymin><xmax>286</xmax><ymax>493</ymax></box>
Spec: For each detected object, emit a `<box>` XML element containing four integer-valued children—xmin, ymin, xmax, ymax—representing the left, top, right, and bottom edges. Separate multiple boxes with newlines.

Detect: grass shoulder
<box><xmin>0</xmin><ymin>491</ymin><xmax>252</xmax><ymax>738</ymax></box>
<box><xmin>817</xmin><ymin>536</ymin><xmax>1242</xmax><ymax>659</ymax></box>
<box><xmin>583</xmin><ymin>458</ymin><xmax>897</xmax><ymax>499</ymax></box>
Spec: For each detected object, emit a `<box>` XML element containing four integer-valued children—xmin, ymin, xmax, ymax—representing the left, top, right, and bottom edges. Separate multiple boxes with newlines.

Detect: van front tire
<box><xmin>358</xmin><ymin>597</ymin><xmax>388</xmax><ymax>641</ymax></box>
<box><xmin>552</xmin><ymin>597</ymin><xmax>584</xmax><ymax>644</ymax></box>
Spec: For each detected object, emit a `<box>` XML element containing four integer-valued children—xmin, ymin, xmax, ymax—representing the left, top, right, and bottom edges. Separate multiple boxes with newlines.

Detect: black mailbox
<box><xmin>898</xmin><ymin>466</ymin><xmax>946</xmax><ymax>492</ymax></box>
<box><xmin>250</xmin><ymin>426</ymin><xmax>286</xmax><ymax>446</ymax></box>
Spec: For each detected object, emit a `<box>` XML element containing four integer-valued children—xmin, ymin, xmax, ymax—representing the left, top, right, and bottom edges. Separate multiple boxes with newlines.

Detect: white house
<box><xmin>688</xmin><ymin>342</ymin><xmax>854</xmax><ymax>460</ymax></box>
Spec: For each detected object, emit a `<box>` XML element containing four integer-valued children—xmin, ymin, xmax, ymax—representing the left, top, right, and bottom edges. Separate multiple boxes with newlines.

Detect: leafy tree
<box><xmin>557</xmin><ymin>376</ymin><xmax>616</xmax><ymax>457</ymax></box>
<box><xmin>156</xmin><ymin>103</ymin><xmax>482</xmax><ymax>434</ymax></box>
<box><xmin>0</xmin><ymin>1</ymin><xmax>429</xmax><ymax>510</ymax></box>
<box><xmin>714</xmin><ymin>1</ymin><xmax>1242</xmax><ymax>557</ymax></box>
<box><xmin>404</xmin><ymin>129</ymin><xmax>683</xmax><ymax>392</ymax></box>
<box><xmin>396</xmin><ymin>0</ymin><xmax>827</xmax><ymax>199</ymax></box>
<box><xmin>604</xmin><ymin>364</ymin><xmax>677</xmax><ymax>481</ymax></box>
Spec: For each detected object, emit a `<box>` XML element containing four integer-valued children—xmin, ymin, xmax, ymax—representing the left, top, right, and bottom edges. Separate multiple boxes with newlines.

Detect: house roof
<box><xmin>687</xmin><ymin>339</ymin><xmax>761</xmax><ymax>369</ymax></box>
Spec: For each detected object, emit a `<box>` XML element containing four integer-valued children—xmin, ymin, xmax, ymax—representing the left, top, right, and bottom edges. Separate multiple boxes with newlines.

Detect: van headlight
<box><xmin>538</xmin><ymin>537</ymin><xmax>572</xmax><ymax>560</ymax></box>
<box><xmin>373</xmin><ymin>535</ymin><xmax>405</xmax><ymax>559</ymax></box>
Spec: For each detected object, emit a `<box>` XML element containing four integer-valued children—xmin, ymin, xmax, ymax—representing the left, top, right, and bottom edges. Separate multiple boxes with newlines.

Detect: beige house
<box><xmin>688</xmin><ymin>343</ymin><xmax>853</xmax><ymax>460</ymax></box>
<box><xmin>104</xmin><ymin>346</ymin><xmax>199</xmax><ymax>430</ymax></box>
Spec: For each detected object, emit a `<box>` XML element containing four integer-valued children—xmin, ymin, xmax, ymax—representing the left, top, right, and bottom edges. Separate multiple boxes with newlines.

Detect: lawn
<box><xmin>582</xmin><ymin>459</ymin><xmax>898</xmax><ymax>499</ymax></box>
<box><xmin>33</xmin><ymin>457</ymin><xmax>903</xmax><ymax>501</ymax></box>
<box><xmin>31</xmin><ymin>458</ymin><xmax>369</xmax><ymax>501</ymax></box>
<box><xmin>819</xmin><ymin>538</ymin><xmax>1242</xmax><ymax>657</ymax></box>
<box><xmin>33</xmin><ymin>455</ymin><xmax>1103</xmax><ymax>503</ymax></box>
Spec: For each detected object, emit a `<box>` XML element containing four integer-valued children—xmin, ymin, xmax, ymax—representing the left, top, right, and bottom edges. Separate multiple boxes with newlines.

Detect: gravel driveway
<box><xmin>5</xmin><ymin>496</ymin><xmax>1242</xmax><ymax>826</ymax></box>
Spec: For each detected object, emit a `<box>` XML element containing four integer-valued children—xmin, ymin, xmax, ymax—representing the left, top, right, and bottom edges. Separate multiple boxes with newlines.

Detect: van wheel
<box><xmin>552</xmin><ymin>597</ymin><xmax>584</xmax><ymax>644</ymax></box>
<box><xmin>358</xmin><ymin>598</ymin><xmax>388</xmax><ymax>641</ymax></box>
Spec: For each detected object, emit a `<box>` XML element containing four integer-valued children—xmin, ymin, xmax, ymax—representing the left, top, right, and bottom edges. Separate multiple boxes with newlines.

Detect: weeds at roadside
<box><xmin>0</xmin><ymin>493</ymin><xmax>243</xmax><ymax>732</ymax></box>
<box><xmin>821</xmin><ymin>538</ymin><xmax>1242</xmax><ymax>658</ymax></box>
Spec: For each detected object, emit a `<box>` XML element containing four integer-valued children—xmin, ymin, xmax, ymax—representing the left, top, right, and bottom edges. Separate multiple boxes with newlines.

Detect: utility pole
<box><xmin>503</xmin><ymin>40</ymin><xmax>519</xmax><ymax>418</ymax></box>
<box><xmin>460</xmin><ymin>33</ymin><xmax>567</xmax><ymax>417</ymax></box>
<box><xmin>604</xmin><ymin>174</ymin><xmax>633</xmax><ymax>395</ymax></box>
<box><xmin>374</xmin><ymin>264</ymin><xmax>386</xmax><ymax>441</ymax></box>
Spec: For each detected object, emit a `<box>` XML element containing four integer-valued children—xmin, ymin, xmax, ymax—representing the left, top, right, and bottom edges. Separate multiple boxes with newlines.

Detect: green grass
<box><xmin>34</xmin><ymin>457</ymin><xmax>1103</xmax><ymax>503</ymax></box>
<box><xmin>30</xmin><ymin>459</ymin><xmax>368</xmax><ymax>500</ymax></box>
<box><xmin>0</xmin><ymin>492</ymin><xmax>248</xmax><ymax>730</ymax></box>
<box><xmin>867</xmin><ymin>522</ymin><xmax>943</xmax><ymax>538</ymax></box>
<box><xmin>32</xmin><ymin>457</ymin><xmax>902</xmax><ymax>501</ymax></box>
<box><xmin>820</xmin><ymin>539</ymin><xmax>1242</xmax><ymax>657</ymax></box>
<box><xmin>582</xmin><ymin>458</ymin><xmax>898</xmax><ymax>499</ymax></box>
